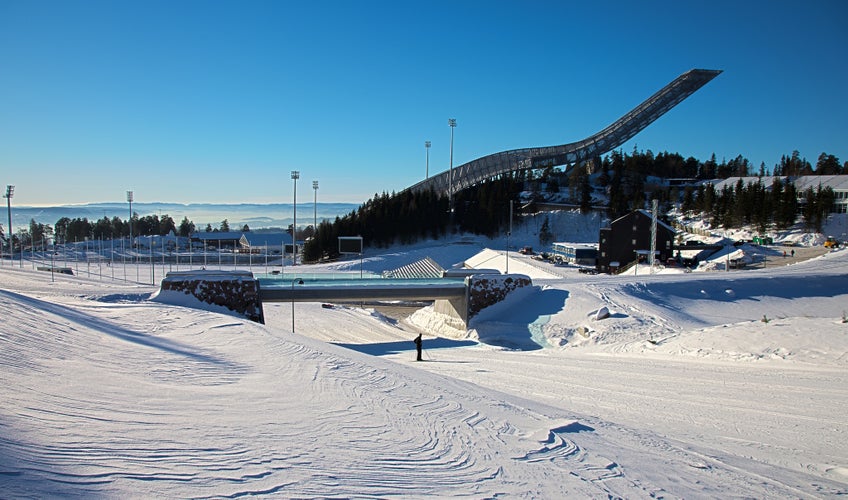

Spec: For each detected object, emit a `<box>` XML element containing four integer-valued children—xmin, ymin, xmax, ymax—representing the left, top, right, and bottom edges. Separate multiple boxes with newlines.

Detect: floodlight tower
<box><xmin>425</xmin><ymin>140</ymin><xmax>431</xmax><ymax>178</ymax></box>
<box><xmin>4</xmin><ymin>185</ymin><xmax>14</xmax><ymax>264</ymax></box>
<box><xmin>448</xmin><ymin>119</ymin><xmax>456</xmax><ymax>214</ymax></box>
<box><xmin>312</xmin><ymin>180</ymin><xmax>318</xmax><ymax>235</ymax></box>
<box><xmin>291</xmin><ymin>171</ymin><xmax>299</xmax><ymax>266</ymax></box>
<box><xmin>127</xmin><ymin>190</ymin><xmax>134</xmax><ymax>250</ymax></box>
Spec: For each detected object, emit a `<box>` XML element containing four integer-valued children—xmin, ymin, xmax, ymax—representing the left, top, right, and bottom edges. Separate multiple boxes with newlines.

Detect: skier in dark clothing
<box><xmin>413</xmin><ymin>333</ymin><xmax>423</xmax><ymax>361</ymax></box>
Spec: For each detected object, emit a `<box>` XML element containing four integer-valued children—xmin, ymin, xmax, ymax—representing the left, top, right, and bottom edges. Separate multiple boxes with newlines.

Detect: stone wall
<box><xmin>467</xmin><ymin>274</ymin><xmax>532</xmax><ymax>318</ymax></box>
<box><xmin>428</xmin><ymin>274</ymin><xmax>532</xmax><ymax>332</ymax></box>
<box><xmin>158</xmin><ymin>271</ymin><xmax>264</xmax><ymax>323</ymax></box>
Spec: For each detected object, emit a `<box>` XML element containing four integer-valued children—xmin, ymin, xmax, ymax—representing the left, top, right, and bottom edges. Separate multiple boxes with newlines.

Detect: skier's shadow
<box><xmin>335</xmin><ymin>337</ymin><xmax>476</xmax><ymax>357</ymax></box>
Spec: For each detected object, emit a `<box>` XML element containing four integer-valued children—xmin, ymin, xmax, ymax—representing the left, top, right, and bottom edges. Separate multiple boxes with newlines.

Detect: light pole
<box><xmin>425</xmin><ymin>140</ymin><xmax>431</xmax><ymax>178</ymax></box>
<box><xmin>4</xmin><ymin>185</ymin><xmax>13</xmax><ymax>265</ymax></box>
<box><xmin>507</xmin><ymin>200</ymin><xmax>513</xmax><ymax>274</ymax></box>
<box><xmin>312</xmin><ymin>180</ymin><xmax>318</xmax><ymax>236</ymax></box>
<box><xmin>126</xmin><ymin>190</ymin><xmax>133</xmax><ymax>252</ymax></box>
<box><xmin>448</xmin><ymin>119</ymin><xmax>456</xmax><ymax>214</ymax></box>
<box><xmin>291</xmin><ymin>171</ymin><xmax>299</xmax><ymax>266</ymax></box>
<box><xmin>634</xmin><ymin>250</ymin><xmax>638</xmax><ymax>276</ymax></box>
<box><xmin>127</xmin><ymin>190</ymin><xmax>137</xmax><ymax>282</ymax></box>
<box><xmin>291</xmin><ymin>277</ymin><xmax>304</xmax><ymax>333</ymax></box>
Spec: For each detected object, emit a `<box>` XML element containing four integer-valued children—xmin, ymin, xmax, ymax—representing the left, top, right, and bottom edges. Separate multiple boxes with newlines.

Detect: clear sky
<box><xmin>2</xmin><ymin>0</ymin><xmax>846</xmax><ymax>206</ymax></box>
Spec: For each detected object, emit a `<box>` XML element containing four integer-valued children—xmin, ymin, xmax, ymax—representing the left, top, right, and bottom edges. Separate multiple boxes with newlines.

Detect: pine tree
<box><xmin>539</xmin><ymin>216</ymin><xmax>553</xmax><ymax>247</ymax></box>
<box><xmin>580</xmin><ymin>175</ymin><xmax>592</xmax><ymax>214</ymax></box>
<box><xmin>178</xmin><ymin>217</ymin><xmax>196</xmax><ymax>237</ymax></box>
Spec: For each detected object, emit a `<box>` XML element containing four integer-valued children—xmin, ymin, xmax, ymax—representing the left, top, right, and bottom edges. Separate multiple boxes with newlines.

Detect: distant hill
<box><xmin>10</xmin><ymin>202</ymin><xmax>359</xmax><ymax>230</ymax></box>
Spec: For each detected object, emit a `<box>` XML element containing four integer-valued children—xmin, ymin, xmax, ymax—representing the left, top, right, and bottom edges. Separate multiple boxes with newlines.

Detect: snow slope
<box><xmin>1</xmin><ymin>239</ymin><xmax>847</xmax><ymax>497</ymax></box>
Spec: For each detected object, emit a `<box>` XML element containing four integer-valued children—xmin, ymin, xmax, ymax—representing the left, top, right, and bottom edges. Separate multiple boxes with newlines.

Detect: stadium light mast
<box><xmin>127</xmin><ymin>190</ymin><xmax>134</xmax><ymax>249</ymax></box>
<box><xmin>448</xmin><ymin>119</ymin><xmax>456</xmax><ymax>214</ymax></box>
<box><xmin>291</xmin><ymin>171</ymin><xmax>299</xmax><ymax>266</ymax></box>
<box><xmin>4</xmin><ymin>185</ymin><xmax>14</xmax><ymax>265</ymax></box>
<box><xmin>424</xmin><ymin>140</ymin><xmax>431</xmax><ymax>179</ymax></box>
<box><xmin>312</xmin><ymin>180</ymin><xmax>318</xmax><ymax>235</ymax></box>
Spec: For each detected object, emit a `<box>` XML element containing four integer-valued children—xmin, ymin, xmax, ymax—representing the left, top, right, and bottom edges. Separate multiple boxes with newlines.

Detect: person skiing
<box><xmin>413</xmin><ymin>333</ymin><xmax>423</xmax><ymax>361</ymax></box>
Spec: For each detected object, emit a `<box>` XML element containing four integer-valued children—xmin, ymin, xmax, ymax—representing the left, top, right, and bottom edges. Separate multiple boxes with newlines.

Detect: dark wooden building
<box><xmin>597</xmin><ymin>210</ymin><xmax>676</xmax><ymax>273</ymax></box>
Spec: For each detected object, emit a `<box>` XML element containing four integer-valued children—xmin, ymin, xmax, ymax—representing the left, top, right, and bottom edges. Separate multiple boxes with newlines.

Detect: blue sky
<box><xmin>2</xmin><ymin>0</ymin><xmax>846</xmax><ymax>206</ymax></box>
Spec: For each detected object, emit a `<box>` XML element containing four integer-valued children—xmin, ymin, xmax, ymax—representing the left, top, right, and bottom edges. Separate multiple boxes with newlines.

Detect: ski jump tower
<box><xmin>408</xmin><ymin>69</ymin><xmax>721</xmax><ymax>197</ymax></box>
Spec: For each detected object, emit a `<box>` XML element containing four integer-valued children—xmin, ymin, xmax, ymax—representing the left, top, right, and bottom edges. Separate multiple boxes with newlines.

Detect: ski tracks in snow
<box><xmin>0</xmin><ymin>286</ymin><xmax>627</xmax><ymax>497</ymax></box>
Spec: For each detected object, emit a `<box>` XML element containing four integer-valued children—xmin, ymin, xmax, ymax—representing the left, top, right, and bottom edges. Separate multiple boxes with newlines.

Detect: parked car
<box><xmin>518</xmin><ymin>246</ymin><xmax>533</xmax><ymax>255</ymax></box>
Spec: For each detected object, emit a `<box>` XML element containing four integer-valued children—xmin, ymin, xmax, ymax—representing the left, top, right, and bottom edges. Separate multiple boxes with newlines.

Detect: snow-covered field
<box><xmin>2</xmin><ymin>225</ymin><xmax>847</xmax><ymax>497</ymax></box>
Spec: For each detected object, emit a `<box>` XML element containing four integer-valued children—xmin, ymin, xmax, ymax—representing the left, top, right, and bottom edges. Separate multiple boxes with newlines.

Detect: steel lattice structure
<box><xmin>408</xmin><ymin>69</ymin><xmax>721</xmax><ymax>197</ymax></box>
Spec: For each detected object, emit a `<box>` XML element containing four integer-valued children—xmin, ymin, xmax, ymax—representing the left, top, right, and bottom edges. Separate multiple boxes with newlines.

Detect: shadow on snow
<box><xmin>472</xmin><ymin>288</ymin><xmax>570</xmax><ymax>352</ymax></box>
<box><xmin>334</xmin><ymin>337</ymin><xmax>477</xmax><ymax>357</ymax></box>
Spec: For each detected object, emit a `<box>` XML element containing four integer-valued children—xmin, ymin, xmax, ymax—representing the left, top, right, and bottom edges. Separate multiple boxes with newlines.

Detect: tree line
<box><xmin>302</xmin><ymin>148</ymin><xmax>844</xmax><ymax>261</ymax></box>
<box><xmin>5</xmin><ymin>148</ymin><xmax>842</xmax><ymax>254</ymax></box>
<box><xmin>52</xmin><ymin>214</ymin><xmax>196</xmax><ymax>242</ymax></box>
<box><xmin>680</xmin><ymin>179</ymin><xmax>834</xmax><ymax>233</ymax></box>
<box><xmin>302</xmin><ymin>175</ymin><xmax>524</xmax><ymax>262</ymax></box>
<box><xmin>8</xmin><ymin>215</ymin><xmax>210</xmax><ymax>247</ymax></box>
<box><xmin>4</xmin><ymin>211</ymin><xmax>304</xmax><ymax>250</ymax></box>
<box><xmin>563</xmin><ymin>148</ymin><xmax>845</xmax><ymax>221</ymax></box>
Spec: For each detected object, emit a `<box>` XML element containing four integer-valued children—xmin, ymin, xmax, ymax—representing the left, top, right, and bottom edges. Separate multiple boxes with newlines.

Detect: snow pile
<box><xmin>463</xmin><ymin>248</ymin><xmax>560</xmax><ymax>279</ymax></box>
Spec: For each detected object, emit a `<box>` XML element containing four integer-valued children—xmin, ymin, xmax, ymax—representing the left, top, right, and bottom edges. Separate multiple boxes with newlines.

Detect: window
<box><xmin>632</xmin><ymin>239</ymin><xmax>637</xmax><ymax>246</ymax></box>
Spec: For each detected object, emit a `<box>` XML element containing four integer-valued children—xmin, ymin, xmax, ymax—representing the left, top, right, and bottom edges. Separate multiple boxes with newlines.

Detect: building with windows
<box><xmin>190</xmin><ymin>231</ymin><xmax>298</xmax><ymax>257</ymax></box>
<box><xmin>551</xmin><ymin>242</ymin><xmax>598</xmax><ymax>266</ymax></box>
<box><xmin>597</xmin><ymin>210</ymin><xmax>676</xmax><ymax>274</ymax></box>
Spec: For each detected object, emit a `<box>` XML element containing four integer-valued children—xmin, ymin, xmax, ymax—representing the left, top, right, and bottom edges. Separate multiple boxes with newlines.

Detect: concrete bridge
<box><xmin>157</xmin><ymin>271</ymin><xmax>532</xmax><ymax>330</ymax></box>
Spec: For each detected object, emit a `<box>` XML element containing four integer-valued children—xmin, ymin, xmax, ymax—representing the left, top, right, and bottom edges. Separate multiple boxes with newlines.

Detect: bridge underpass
<box><xmin>258</xmin><ymin>278</ymin><xmax>467</xmax><ymax>303</ymax></box>
<box><xmin>258</xmin><ymin>276</ymin><xmax>471</xmax><ymax>328</ymax></box>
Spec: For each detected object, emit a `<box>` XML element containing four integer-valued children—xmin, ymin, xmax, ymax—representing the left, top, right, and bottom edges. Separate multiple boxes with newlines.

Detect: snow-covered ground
<box><xmin>2</xmin><ymin>218</ymin><xmax>847</xmax><ymax>497</ymax></box>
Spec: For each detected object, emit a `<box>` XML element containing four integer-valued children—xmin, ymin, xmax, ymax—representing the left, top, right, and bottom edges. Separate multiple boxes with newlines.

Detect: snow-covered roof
<box><xmin>240</xmin><ymin>232</ymin><xmax>290</xmax><ymax>247</ymax></box>
<box><xmin>192</xmin><ymin>231</ymin><xmax>292</xmax><ymax>247</ymax></box>
<box><xmin>608</xmin><ymin>210</ymin><xmax>676</xmax><ymax>234</ymax></box>
<box><xmin>192</xmin><ymin>231</ymin><xmax>244</xmax><ymax>241</ymax></box>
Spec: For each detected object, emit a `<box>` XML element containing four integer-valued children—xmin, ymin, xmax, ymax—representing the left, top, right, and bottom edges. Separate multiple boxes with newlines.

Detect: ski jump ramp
<box><xmin>408</xmin><ymin>69</ymin><xmax>721</xmax><ymax>197</ymax></box>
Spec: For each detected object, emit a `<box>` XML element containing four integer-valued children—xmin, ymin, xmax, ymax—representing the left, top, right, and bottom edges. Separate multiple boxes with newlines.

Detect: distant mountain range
<box><xmin>9</xmin><ymin>202</ymin><xmax>360</xmax><ymax>230</ymax></box>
